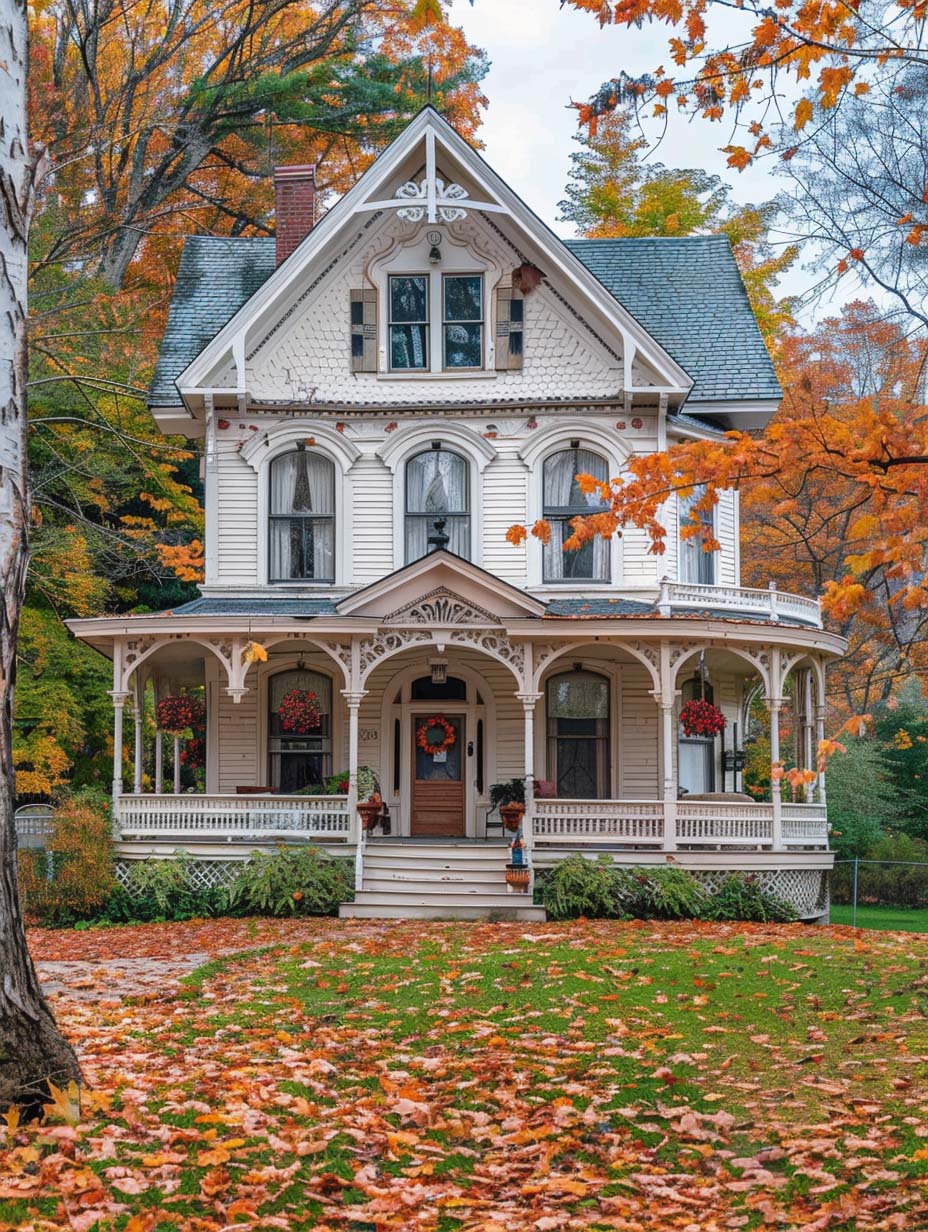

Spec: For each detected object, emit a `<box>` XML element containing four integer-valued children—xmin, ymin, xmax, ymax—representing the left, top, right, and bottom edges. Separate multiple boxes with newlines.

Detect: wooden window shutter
<box><xmin>495</xmin><ymin>285</ymin><xmax>524</xmax><ymax>371</ymax></box>
<box><xmin>350</xmin><ymin>288</ymin><xmax>377</xmax><ymax>372</ymax></box>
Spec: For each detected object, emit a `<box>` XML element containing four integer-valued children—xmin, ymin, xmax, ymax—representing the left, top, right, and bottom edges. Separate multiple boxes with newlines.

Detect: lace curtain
<box><xmin>406</xmin><ymin>449</ymin><xmax>470</xmax><ymax>560</ymax></box>
<box><xmin>543</xmin><ymin>449</ymin><xmax>609</xmax><ymax>581</ymax></box>
<box><xmin>269</xmin><ymin>450</ymin><xmax>335</xmax><ymax>580</ymax></box>
<box><xmin>547</xmin><ymin>672</ymin><xmax>609</xmax><ymax>719</ymax></box>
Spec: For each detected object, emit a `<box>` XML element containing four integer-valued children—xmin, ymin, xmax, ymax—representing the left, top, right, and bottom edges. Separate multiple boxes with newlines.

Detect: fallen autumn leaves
<box><xmin>4</xmin><ymin>917</ymin><xmax>928</xmax><ymax>1230</ymax></box>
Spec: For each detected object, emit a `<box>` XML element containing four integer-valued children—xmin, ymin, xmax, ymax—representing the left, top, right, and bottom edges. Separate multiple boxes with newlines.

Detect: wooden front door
<box><xmin>412</xmin><ymin>714</ymin><xmax>465</xmax><ymax>837</ymax></box>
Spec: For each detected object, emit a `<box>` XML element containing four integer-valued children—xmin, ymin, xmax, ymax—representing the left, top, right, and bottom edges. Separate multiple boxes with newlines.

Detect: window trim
<box><xmin>541</xmin><ymin>445</ymin><xmax>611</xmax><ymax>585</ymax></box>
<box><xmin>267</xmin><ymin>446</ymin><xmax>337</xmax><ymax>585</ymax></box>
<box><xmin>403</xmin><ymin>445</ymin><xmax>472</xmax><ymax>564</ymax></box>
<box><xmin>442</xmin><ymin>273</ymin><xmax>484</xmax><ymax>371</ymax></box>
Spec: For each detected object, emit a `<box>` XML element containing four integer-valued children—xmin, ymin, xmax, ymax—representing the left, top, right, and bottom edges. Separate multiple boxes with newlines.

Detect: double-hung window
<box><xmin>542</xmin><ymin>447</ymin><xmax>610</xmax><ymax>582</ymax></box>
<box><xmin>405</xmin><ymin>447</ymin><xmax>470</xmax><ymax>562</ymax></box>
<box><xmin>388</xmin><ymin>273</ymin><xmax>484</xmax><ymax>371</ymax></box>
<box><xmin>679</xmin><ymin>486</ymin><xmax>715</xmax><ymax>584</ymax></box>
<box><xmin>269</xmin><ymin>445</ymin><xmax>335</xmax><ymax>582</ymax></box>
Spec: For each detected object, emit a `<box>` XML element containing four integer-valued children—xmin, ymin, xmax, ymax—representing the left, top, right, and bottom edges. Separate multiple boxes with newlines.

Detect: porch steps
<box><xmin>339</xmin><ymin>841</ymin><xmax>546</xmax><ymax>921</ymax></box>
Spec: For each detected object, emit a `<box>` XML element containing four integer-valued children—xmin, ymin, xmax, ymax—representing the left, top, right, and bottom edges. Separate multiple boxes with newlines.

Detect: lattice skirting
<box><xmin>115</xmin><ymin>858</ymin><xmax>248</xmax><ymax>893</ymax></box>
<box><xmin>689</xmin><ymin>868</ymin><xmax>830</xmax><ymax>919</ymax></box>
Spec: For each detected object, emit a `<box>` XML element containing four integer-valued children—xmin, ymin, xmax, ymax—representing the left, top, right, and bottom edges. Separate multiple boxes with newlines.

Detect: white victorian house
<box><xmin>69</xmin><ymin>108</ymin><xmax>844</xmax><ymax>920</ymax></box>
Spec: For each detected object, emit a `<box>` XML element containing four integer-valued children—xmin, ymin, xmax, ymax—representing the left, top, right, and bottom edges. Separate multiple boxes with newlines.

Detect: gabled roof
<box><xmin>149</xmin><ymin>233</ymin><xmax>778</xmax><ymax>410</ymax></box>
<box><xmin>564</xmin><ymin>237</ymin><xmax>780</xmax><ymax>405</ymax></box>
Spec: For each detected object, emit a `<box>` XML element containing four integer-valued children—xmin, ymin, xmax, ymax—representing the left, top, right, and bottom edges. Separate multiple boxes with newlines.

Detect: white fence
<box><xmin>662</xmin><ymin>581</ymin><xmax>822</xmax><ymax>628</ymax></box>
<box><xmin>115</xmin><ymin>794</ymin><xmax>351</xmax><ymax>841</ymax></box>
<box><xmin>533</xmin><ymin>799</ymin><xmax>828</xmax><ymax>849</ymax></box>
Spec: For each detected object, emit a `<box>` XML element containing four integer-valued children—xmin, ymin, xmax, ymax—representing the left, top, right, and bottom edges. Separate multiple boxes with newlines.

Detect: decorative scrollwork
<box><xmin>383</xmin><ymin>588</ymin><xmax>501</xmax><ymax>627</ymax></box>
<box><xmin>394</xmin><ymin>177</ymin><xmax>469</xmax><ymax>223</ymax></box>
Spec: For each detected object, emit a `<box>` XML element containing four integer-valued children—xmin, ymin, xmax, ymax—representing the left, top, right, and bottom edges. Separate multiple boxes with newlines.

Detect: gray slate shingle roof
<box><xmin>172</xmin><ymin>596</ymin><xmax>338</xmax><ymax>617</ymax></box>
<box><xmin>564</xmin><ymin>236</ymin><xmax>780</xmax><ymax>404</ymax></box>
<box><xmin>150</xmin><ymin>233</ymin><xmax>780</xmax><ymax>408</ymax></box>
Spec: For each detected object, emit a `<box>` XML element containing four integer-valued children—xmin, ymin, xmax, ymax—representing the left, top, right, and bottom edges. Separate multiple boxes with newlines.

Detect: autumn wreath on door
<box><xmin>416</xmin><ymin>714</ymin><xmax>457</xmax><ymax>758</ymax></box>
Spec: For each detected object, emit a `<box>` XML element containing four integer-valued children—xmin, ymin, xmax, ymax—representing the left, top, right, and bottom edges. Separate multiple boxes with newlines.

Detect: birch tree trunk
<box><xmin>0</xmin><ymin>0</ymin><xmax>81</xmax><ymax>1113</ymax></box>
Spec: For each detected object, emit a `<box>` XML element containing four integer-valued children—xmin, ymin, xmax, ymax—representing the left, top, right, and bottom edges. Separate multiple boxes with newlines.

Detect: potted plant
<box><xmin>489</xmin><ymin>778</ymin><xmax>526</xmax><ymax>832</ymax></box>
<box><xmin>505</xmin><ymin>833</ymin><xmax>530</xmax><ymax>890</ymax></box>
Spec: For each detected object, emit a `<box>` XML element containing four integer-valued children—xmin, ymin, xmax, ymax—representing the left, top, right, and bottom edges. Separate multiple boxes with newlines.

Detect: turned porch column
<box><xmin>132</xmin><ymin>676</ymin><xmax>144</xmax><ymax>794</ymax></box>
<box><xmin>109</xmin><ymin>691</ymin><xmax>130</xmax><ymax>805</ymax></box>
<box><xmin>658</xmin><ymin>642</ymin><xmax>677</xmax><ymax>851</ymax></box>
<box><xmin>767</xmin><ymin>699</ymin><xmax>784</xmax><ymax>850</ymax></box>
<box><xmin>815</xmin><ymin>705</ymin><xmax>828</xmax><ymax>806</ymax></box>
<box><xmin>516</xmin><ymin>690</ymin><xmax>542</xmax><ymax>861</ymax></box>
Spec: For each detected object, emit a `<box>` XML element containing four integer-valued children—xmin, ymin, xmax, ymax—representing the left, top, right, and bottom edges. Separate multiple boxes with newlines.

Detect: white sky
<box><xmin>450</xmin><ymin>0</ymin><xmax>837</xmax><ymax>315</ymax></box>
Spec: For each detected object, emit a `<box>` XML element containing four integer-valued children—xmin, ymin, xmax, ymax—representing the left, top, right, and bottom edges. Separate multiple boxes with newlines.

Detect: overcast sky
<box><xmin>450</xmin><ymin>0</ymin><xmax>836</xmax><ymax>316</ymax></box>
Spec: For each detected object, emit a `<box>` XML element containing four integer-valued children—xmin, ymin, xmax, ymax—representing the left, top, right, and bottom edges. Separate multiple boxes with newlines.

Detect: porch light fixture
<box><xmin>427</xmin><ymin>230</ymin><xmax>443</xmax><ymax>265</ymax></box>
<box><xmin>430</xmin><ymin>659</ymin><xmax>448</xmax><ymax>685</ymax></box>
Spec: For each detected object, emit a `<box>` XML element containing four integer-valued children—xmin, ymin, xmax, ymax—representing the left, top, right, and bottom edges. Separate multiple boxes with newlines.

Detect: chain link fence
<box><xmin>832</xmin><ymin>859</ymin><xmax>928</xmax><ymax>930</ymax></box>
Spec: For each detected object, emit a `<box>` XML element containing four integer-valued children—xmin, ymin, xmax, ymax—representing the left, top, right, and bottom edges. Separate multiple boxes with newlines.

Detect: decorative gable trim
<box><xmin>383</xmin><ymin>587</ymin><xmax>502</xmax><ymax>627</ymax></box>
<box><xmin>176</xmin><ymin>108</ymin><xmax>692</xmax><ymax>407</ymax></box>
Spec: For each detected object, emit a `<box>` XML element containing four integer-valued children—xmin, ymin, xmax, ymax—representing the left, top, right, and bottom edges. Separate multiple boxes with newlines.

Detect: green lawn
<box><xmin>829</xmin><ymin>903</ymin><xmax>928</xmax><ymax>931</ymax></box>
<box><xmin>7</xmin><ymin>918</ymin><xmax>928</xmax><ymax>1229</ymax></box>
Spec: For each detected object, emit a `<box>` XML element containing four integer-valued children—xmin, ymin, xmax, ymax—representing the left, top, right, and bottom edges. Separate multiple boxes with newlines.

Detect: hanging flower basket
<box><xmin>180</xmin><ymin>737</ymin><xmax>206</xmax><ymax>769</ymax></box>
<box><xmin>156</xmin><ymin>694</ymin><xmax>206</xmax><ymax>735</ymax></box>
<box><xmin>679</xmin><ymin>698</ymin><xmax>726</xmax><ymax>738</ymax></box>
<box><xmin>416</xmin><ymin>714</ymin><xmax>456</xmax><ymax>757</ymax></box>
<box><xmin>278</xmin><ymin>688</ymin><xmax>322</xmax><ymax>734</ymax></box>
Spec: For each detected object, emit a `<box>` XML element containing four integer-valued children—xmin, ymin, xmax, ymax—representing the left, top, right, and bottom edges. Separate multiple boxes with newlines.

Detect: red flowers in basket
<box><xmin>278</xmin><ymin>688</ymin><xmax>322</xmax><ymax>734</ymax></box>
<box><xmin>156</xmin><ymin>694</ymin><xmax>206</xmax><ymax>734</ymax></box>
<box><xmin>679</xmin><ymin>698</ymin><xmax>726</xmax><ymax>738</ymax></box>
<box><xmin>180</xmin><ymin>737</ymin><xmax>206</xmax><ymax>768</ymax></box>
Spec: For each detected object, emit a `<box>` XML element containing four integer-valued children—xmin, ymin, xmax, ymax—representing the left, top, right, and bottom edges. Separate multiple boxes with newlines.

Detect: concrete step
<box><xmin>340</xmin><ymin>900</ymin><xmax>546</xmax><ymax>921</ymax></box>
<box><xmin>362</xmin><ymin>871</ymin><xmax>508</xmax><ymax>891</ymax></box>
<box><xmin>350</xmin><ymin>889</ymin><xmax>536</xmax><ymax>908</ymax></box>
<box><xmin>364</xmin><ymin>855</ymin><xmax>514</xmax><ymax>873</ymax></box>
<box><xmin>365</xmin><ymin>843</ymin><xmax>509</xmax><ymax>860</ymax></box>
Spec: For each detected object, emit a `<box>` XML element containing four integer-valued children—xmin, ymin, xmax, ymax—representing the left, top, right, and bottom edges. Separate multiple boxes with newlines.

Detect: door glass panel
<box><xmin>414</xmin><ymin>715</ymin><xmax>463</xmax><ymax>782</ymax></box>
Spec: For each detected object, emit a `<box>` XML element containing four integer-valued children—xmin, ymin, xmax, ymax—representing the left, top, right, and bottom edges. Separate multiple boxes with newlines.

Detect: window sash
<box><xmin>443</xmin><ymin>274</ymin><xmax>483</xmax><ymax>369</ymax></box>
<box><xmin>389</xmin><ymin>275</ymin><xmax>429</xmax><ymax>371</ymax></box>
<box><xmin>679</xmin><ymin>487</ymin><xmax>715</xmax><ymax>584</ymax></box>
<box><xmin>268</xmin><ymin>513</ymin><xmax>335</xmax><ymax>582</ymax></box>
<box><xmin>543</xmin><ymin>448</ymin><xmax>610</xmax><ymax>582</ymax></box>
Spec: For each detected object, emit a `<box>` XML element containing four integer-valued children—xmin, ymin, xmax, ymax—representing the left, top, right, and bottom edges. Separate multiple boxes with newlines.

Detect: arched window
<box><xmin>678</xmin><ymin>675</ymin><xmax>715</xmax><ymax>795</ymax></box>
<box><xmin>405</xmin><ymin>447</ymin><xmax>470</xmax><ymax>561</ymax></box>
<box><xmin>269</xmin><ymin>446</ymin><xmax>335</xmax><ymax>582</ymax></box>
<box><xmin>268</xmin><ymin>668</ymin><xmax>332</xmax><ymax>792</ymax></box>
<box><xmin>546</xmin><ymin>670</ymin><xmax>610</xmax><ymax>798</ymax></box>
<box><xmin>679</xmin><ymin>486</ymin><xmax>715</xmax><ymax>584</ymax></box>
<box><xmin>542</xmin><ymin>447</ymin><xmax>610</xmax><ymax>581</ymax></box>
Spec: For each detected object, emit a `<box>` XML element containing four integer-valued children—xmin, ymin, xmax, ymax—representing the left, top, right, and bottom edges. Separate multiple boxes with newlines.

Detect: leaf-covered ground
<box><xmin>6</xmin><ymin>918</ymin><xmax>928</xmax><ymax>1230</ymax></box>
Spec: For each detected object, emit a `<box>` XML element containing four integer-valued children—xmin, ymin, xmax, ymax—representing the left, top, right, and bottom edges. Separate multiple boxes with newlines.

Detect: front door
<box><xmin>412</xmin><ymin>714</ymin><xmax>465</xmax><ymax>837</ymax></box>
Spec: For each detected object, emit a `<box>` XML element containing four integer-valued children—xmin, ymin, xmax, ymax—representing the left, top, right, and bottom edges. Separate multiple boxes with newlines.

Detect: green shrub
<box><xmin>226</xmin><ymin>846</ymin><xmax>353</xmax><ymax>917</ymax></box>
<box><xmin>832</xmin><ymin>832</ymin><xmax>928</xmax><ymax>907</ymax></box>
<box><xmin>705</xmin><ymin>874</ymin><xmax>798</xmax><ymax>923</ymax></box>
<box><xmin>617</xmin><ymin>867</ymin><xmax>711</xmax><ymax>920</ymax></box>
<box><xmin>542</xmin><ymin>854</ymin><xmax>628</xmax><ymax>920</ymax></box>
<box><xmin>100</xmin><ymin>855</ymin><xmax>229</xmax><ymax>923</ymax></box>
<box><xmin>18</xmin><ymin>790</ymin><xmax>115</xmax><ymax>925</ymax></box>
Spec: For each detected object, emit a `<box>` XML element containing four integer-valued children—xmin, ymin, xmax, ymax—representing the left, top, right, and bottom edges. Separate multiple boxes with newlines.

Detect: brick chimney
<box><xmin>274</xmin><ymin>164</ymin><xmax>316</xmax><ymax>265</ymax></box>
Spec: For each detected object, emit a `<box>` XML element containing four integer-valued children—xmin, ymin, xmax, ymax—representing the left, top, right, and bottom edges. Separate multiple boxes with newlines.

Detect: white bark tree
<box><xmin>0</xmin><ymin>0</ymin><xmax>81</xmax><ymax>1113</ymax></box>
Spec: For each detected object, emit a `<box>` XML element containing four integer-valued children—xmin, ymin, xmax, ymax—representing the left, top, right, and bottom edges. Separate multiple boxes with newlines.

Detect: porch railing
<box><xmin>533</xmin><ymin>799</ymin><xmax>828</xmax><ymax>849</ymax></box>
<box><xmin>115</xmin><ymin>793</ymin><xmax>351</xmax><ymax>841</ymax></box>
<box><xmin>660</xmin><ymin>580</ymin><xmax>822</xmax><ymax>628</ymax></box>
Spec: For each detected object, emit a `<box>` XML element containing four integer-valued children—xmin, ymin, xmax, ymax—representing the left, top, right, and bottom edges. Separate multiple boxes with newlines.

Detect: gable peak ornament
<box><xmin>394</xmin><ymin>176</ymin><xmax>469</xmax><ymax>223</ymax></box>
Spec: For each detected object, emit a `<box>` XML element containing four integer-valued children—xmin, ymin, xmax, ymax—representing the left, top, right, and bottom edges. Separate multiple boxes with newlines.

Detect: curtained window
<box><xmin>546</xmin><ymin>670</ymin><xmax>611</xmax><ymax>799</ymax></box>
<box><xmin>405</xmin><ymin>447</ymin><xmax>470</xmax><ymax>562</ymax></box>
<box><xmin>679</xmin><ymin>486</ymin><xmax>715</xmax><ymax>584</ymax></box>
<box><xmin>678</xmin><ymin>676</ymin><xmax>715</xmax><ymax>793</ymax></box>
<box><xmin>268</xmin><ymin>669</ymin><xmax>332</xmax><ymax>792</ymax></box>
<box><xmin>269</xmin><ymin>446</ymin><xmax>335</xmax><ymax>582</ymax></box>
<box><xmin>390</xmin><ymin>275</ymin><xmax>429</xmax><ymax>370</ymax></box>
<box><xmin>443</xmin><ymin>275</ymin><xmax>483</xmax><ymax>368</ymax></box>
<box><xmin>542</xmin><ymin>447</ymin><xmax>610</xmax><ymax>582</ymax></box>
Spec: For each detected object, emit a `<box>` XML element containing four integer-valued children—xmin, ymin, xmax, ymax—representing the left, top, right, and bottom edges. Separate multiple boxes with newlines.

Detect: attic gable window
<box><xmin>443</xmin><ymin>275</ymin><xmax>483</xmax><ymax>368</ymax></box>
